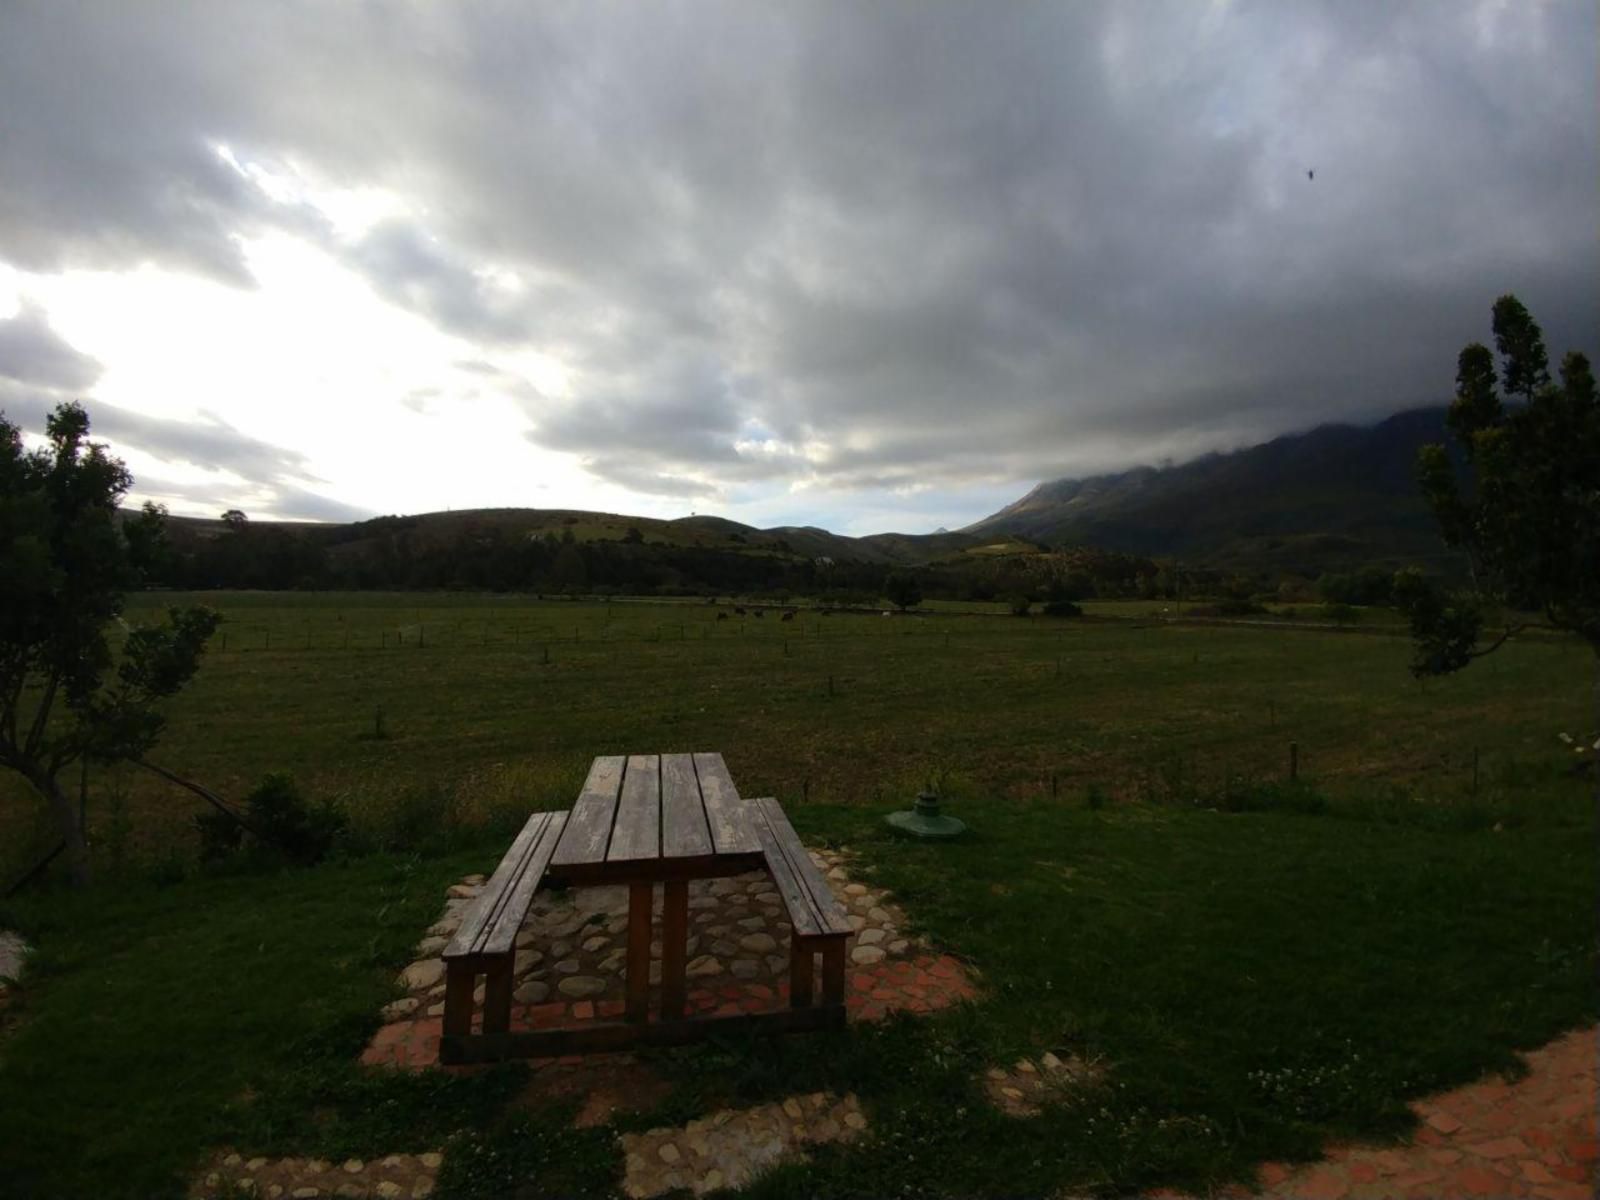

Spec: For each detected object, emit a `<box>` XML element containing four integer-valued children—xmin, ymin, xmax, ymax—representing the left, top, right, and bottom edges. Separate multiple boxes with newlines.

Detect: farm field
<box><xmin>1</xmin><ymin>591</ymin><xmax>1595</xmax><ymax>1199</ymax></box>
<box><xmin>0</xmin><ymin>590</ymin><xmax>1584</xmax><ymax>871</ymax></box>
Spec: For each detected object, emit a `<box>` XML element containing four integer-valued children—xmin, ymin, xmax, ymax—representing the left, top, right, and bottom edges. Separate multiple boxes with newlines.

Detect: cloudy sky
<box><xmin>1</xmin><ymin>1</ymin><xmax>1594</xmax><ymax>533</ymax></box>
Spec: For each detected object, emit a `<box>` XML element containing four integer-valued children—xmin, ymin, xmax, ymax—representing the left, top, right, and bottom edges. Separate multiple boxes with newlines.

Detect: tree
<box><xmin>1406</xmin><ymin>295</ymin><xmax>1598</xmax><ymax>776</ymax></box>
<box><xmin>221</xmin><ymin>508</ymin><xmax>248</xmax><ymax>530</ymax></box>
<box><xmin>884</xmin><ymin>571</ymin><xmax>923</xmax><ymax>611</ymax></box>
<box><xmin>1</xmin><ymin>402</ymin><xmax>220</xmax><ymax>886</ymax></box>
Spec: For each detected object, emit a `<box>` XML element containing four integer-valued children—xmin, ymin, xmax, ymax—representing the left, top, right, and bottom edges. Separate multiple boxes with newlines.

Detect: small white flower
<box><xmin>1558</xmin><ymin>732</ymin><xmax>1573</xmax><ymax>743</ymax></box>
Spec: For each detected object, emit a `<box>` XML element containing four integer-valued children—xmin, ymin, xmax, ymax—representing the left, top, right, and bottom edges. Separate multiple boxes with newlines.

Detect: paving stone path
<box><xmin>191</xmin><ymin>1152</ymin><xmax>439</xmax><ymax>1198</ymax></box>
<box><xmin>619</xmin><ymin>1092</ymin><xmax>868</xmax><ymax>1198</ymax></box>
<box><xmin>983</xmin><ymin>1052</ymin><xmax>1105</xmax><ymax>1117</ymax></box>
<box><xmin>1147</xmin><ymin>1025</ymin><xmax>1598</xmax><ymax>1200</ymax></box>
<box><xmin>360</xmin><ymin>847</ymin><xmax>978</xmax><ymax>1070</ymax></box>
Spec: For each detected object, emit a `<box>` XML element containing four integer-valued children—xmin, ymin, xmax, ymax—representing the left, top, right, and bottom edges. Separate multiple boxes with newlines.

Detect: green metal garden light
<box><xmin>885</xmin><ymin>788</ymin><xmax>967</xmax><ymax>840</ymax></box>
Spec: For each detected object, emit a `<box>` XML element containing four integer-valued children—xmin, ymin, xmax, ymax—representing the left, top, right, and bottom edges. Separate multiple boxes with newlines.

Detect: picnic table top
<box><xmin>548</xmin><ymin>752</ymin><xmax>763</xmax><ymax>872</ymax></box>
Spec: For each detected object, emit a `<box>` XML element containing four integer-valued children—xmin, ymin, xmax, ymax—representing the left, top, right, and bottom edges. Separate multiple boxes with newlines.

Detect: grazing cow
<box><xmin>753</xmin><ymin>609</ymin><xmax>764</xmax><ymax>618</ymax></box>
<box><xmin>780</xmin><ymin>611</ymin><xmax>795</xmax><ymax>622</ymax></box>
<box><xmin>734</xmin><ymin>606</ymin><xmax>746</xmax><ymax>615</ymax></box>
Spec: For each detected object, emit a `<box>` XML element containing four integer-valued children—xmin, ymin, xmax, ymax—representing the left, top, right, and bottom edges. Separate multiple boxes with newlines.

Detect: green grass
<box><xmin>0</xmin><ymin>592</ymin><xmax>1595</xmax><ymax>1197</ymax></box>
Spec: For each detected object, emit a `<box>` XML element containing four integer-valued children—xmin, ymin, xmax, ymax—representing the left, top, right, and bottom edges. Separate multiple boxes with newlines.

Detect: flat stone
<box><xmin>844</xmin><ymin>1110</ymin><xmax>867</xmax><ymax>1130</ymax></box>
<box><xmin>711</xmin><ymin>939</ymin><xmax>739</xmax><ymax>956</ymax></box>
<box><xmin>247</xmin><ymin>1158</ymin><xmax>268</xmax><ymax>1171</ymax></box>
<box><xmin>399</xmin><ymin>960</ymin><xmax>444</xmax><ymax>991</ymax></box>
<box><xmin>415</xmin><ymin>936</ymin><xmax>448</xmax><ymax>956</ymax></box>
<box><xmin>514</xmin><ymin>980</ymin><xmax>550</xmax><ymax>1003</ymax></box>
<box><xmin>866</xmin><ymin>907</ymin><xmax>891</xmax><ymax>923</ymax></box>
<box><xmin>1040</xmin><ymin>1052</ymin><xmax>1064</xmax><ymax>1070</ymax></box>
<box><xmin>846</xmin><ymin>914</ymin><xmax>867</xmax><ymax>932</ymax></box>
<box><xmin>426</xmin><ymin>1002</ymin><xmax>444</xmax><ymax>1017</ymax></box>
<box><xmin>843</xmin><ymin>883</ymin><xmax>868</xmax><ymax>896</ymax></box>
<box><xmin>708</xmin><ymin>879</ymin><xmax>740</xmax><ymax>896</ymax></box>
<box><xmin>782</xmin><ymin>1097</ymin><xmax>804</xmax><ymax>1119</ymax></box>
<box><xmin>705</xmin><ymin>924</ymin><xmax>731</xmax><ymax>937</ymax></box>
<box><xmin>447</xmin><ymin>884</ymin><xmax>480</xmax><ymax>899</ymax></box>
<box><xmin>1016</xmin><ymin>1059</ymin><xmax>1037</xmax><ymax>1074</ymax></box>
<box><xmin>687</xmin><ymin>896</ymin><xmax>719</xmax><ymax>910</ymax></box>
<box><xmin>582</xmin><ymin>935</ymin><xmax>610</xmax><ymax>953</ymax></box>
<box><xmin>857</xmin><ymin>928</ymin><xmax>886</xmax><ymax>946</ymax></box>
<box><xmin>888</xmin><ymin>939</ymin><xmax>909</xmax><ymax>954</ymax></box>
<box><xmin>549</xmin><ymin>940</ymin><xmax>573</xmax><ymax>958</ymax></box>
<box><xmin>686</xmin><ymin>955</ymin><xmax>723</xmax><ymax>978</ymax></box>
<box><xmin>411</xmin><ymin>1183</ymin><xmax>433</xmax><ymax>1200</ymax></box>
<box><xmin>558</xmin><ymin>975</ymin><xmax>607</xmax><ymax>998</ymax></box>
<box><xmin>514</xmin><ymin>929</ymin><xmax>539</xmax><ymax>949</ymax></box>
<box><xmin>599</xmin><ymin>951</ymin><xmax>627</xmax><ymax>973</ymax></box>
<box><xmin>766</xmin><ymin>955</ymin><xmax>788</xmax><ymax>975</ymax></box>
<box><xmin>336</xmin><ymin>1186</ymin><xmax>363</xmax><ymax>1199</ymax></box>
<box><xmin>730</xmin><ymin>959</ymin><xmax>761</xmax><ymax>980</ymax></box>
<box><xmin>419</xmin><ymin>1153</ymin><xmax>443</xmax><ymax>1169</ymax></box>
<box><xmin>381</xmin><ymin>997</ymin><xmax>421</xmax><ymax>1021</ymax></box>
<box><xmin>553</xmin><ymin>958</ymin><xmax>581</xmax><ymax>974</ymax></box>
<box><xmin>737</xmin><ymin>916</ymin><xmax>767</xmax><ymax>931</ymax></box>
<box><xmin>739</xmin><ymin>933</ymin><xmax>778</xmax><ymax>954</ymax></box>
<box><xmin>851</xmin><ymin>945</ymin><xmax>885</xmax><ymax>965</ymax></box>
<box><xmin>292</xmin><ymin>1190</ymin><xmax>320</xmax><ymax>1199</ymax></box>
<box><xmin>342</xmin><ymin>1159</ymin><xmax>365</xmax><ymax>1173</ymax></box>
<box><xmin>377</xmin><ymin>1184</ymin><xmax>402</xmax><ymax>1199</ymax></box>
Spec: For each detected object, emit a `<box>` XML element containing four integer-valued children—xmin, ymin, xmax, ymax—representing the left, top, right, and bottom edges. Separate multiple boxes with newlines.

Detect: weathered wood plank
<box><xmin>694</xmin><ymin>752</ymin><xmax>760</xmax><ymax>855</ymax></box>
<box><xmin>439</xmin><ymin>1005</ymin><xmax>846</xmax><ymax>1063</ymax></box>
<box><xmin>660</xmin><ymin>879</ymin><xmax>689</xmax><ymax>1019</ymax></box>
<box><xmin>446</xmin><ymin>810</ymin><xmax>556</xmax><ymax>958</ymax></box>
<box><xmin>626</xmin><ymin>881</ymin><xmax>653</xmax><ymax>1022</ymax></box>
<box><xmin>660</xmin><ymin>753</ymin><xmax>712</xmax><ymax>858</ymax></box>
<box><xmin>756</xmin><ymin>797</ymin><xmax>851</xmax><ymax>936</ymax></box>
<box><xmin>479</xmin><ymin>810</ymin><xmax>569</xmax><ymax>956</ymax></box>
<box><xmin>443</xmin><ymin>962</ymin><xmax>476</xmax><ymax>1038</ymax></box>
<box><xmin>607</xmin><ymin>755</ymin><xmax>661</xmax><ymax>862</ymax></box>
<box><xmin>551</xmin><ymin>755</ymin><xmax>626</xmax><ymax>867</ymax></box>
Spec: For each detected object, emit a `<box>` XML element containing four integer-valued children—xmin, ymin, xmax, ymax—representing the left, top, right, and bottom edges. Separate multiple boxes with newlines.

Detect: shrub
<box><xmin>196</xmin><ymin>773</ymin><xmax>347</xmax><ymax>865</ymax></box>
<box><xmin>1042</xmin><ymin>599</ymin><xmax>1083</xmax><ymax>618</ymax></box>
<box><xmin>1009</xmin><ymin>595</ymin><xmax>1032</xmax><ymax>616</ymax></box>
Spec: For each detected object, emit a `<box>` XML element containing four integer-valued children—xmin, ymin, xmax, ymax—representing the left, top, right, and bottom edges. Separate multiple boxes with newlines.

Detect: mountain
<box><xmin>967</xmin><ymin>408</ymin><xmax>1457</xmax><ymax>574</ymax></box>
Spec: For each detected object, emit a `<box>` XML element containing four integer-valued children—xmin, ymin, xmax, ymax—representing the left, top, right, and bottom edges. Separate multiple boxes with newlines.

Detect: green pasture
<box><xmin>0</xmin><ymin>592</ymin><xmax>1594</xmax><ymax>1198</ymax></box>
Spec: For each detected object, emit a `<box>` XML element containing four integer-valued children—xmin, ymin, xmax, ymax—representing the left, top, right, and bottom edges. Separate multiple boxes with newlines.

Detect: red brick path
<box><xmin>1151</xmin><ymin>1026</ymin><xmax>1598</xmax><ymax>1200</ymax></box>
<box><xmin>359</xmin><ymin>952</ymin><xmax>977</xmax><ymax>1071</ymax></box>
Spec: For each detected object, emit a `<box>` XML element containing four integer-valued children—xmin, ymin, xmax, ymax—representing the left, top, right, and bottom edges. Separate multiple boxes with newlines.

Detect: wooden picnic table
<box><xmin>439</xmin><ymin>752</ymin><xmax>851</xmax><ymax>1063</ymax></box>
<box><xmin>549</xmin><ymin>752</ymin><xmax>765</xmax><ymax>1023</ymax></box>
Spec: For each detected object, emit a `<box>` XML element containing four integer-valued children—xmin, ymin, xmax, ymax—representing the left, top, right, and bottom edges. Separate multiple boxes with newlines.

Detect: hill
<box><xmin>967</xmin><ymin>408</ymin><xmax>1457</xmax><ymax>574</ymax></box>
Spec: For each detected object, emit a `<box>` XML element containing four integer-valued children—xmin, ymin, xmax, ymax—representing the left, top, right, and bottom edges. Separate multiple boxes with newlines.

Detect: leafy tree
<box><xmin>1406</xmin><ymin>295</ymin><xmax>1598</xmax><ymax>786</ymax></box>
<box><xmin>221</xmin><ymin>508</ymin><xmax>248</xmax><ymax>530</ymax></box>
<box><xmin>884</xmin><ymin>571</ymin><xmax>923</xmax><ymax>611</ymax></box>
<box><xmin>1</xmin><ymin>402</ymin><xmax>220</xmax><ymax>886</ymax></box>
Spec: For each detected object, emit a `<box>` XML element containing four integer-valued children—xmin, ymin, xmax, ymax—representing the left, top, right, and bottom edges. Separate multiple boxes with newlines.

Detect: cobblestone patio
<box><xmin>359</xmin><ymin>847</ymin><xmax>978</xmax><ymax>1071</ymax></box>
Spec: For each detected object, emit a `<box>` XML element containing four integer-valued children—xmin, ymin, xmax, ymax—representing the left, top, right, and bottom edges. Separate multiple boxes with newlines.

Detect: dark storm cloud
<box><xmin>2</xmin><ymin>1</ymin><xmax>1595</xmax><ymax>508</ymax></box>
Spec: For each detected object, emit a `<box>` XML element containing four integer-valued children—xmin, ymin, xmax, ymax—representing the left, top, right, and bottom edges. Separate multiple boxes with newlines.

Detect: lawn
<box><xmin>0</xmin><ymin>592</ymin><xmax>1594</xmax><ymax>1198</ymax></box>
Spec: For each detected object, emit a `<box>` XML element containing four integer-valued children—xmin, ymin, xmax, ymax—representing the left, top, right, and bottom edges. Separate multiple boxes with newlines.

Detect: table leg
<box><xmin>790</xmin><ymin>938</ymin><xmax>814</xmax><ymax>1008</ymax></box>
<box><xmin>626</xmin><ymin>881</ymin><xmax>654</xmax><ymax>1023</ymax></box>
<box><xmin>661</xmin><ymin>879</ymin><xmax>689</xmax><ymax>1019</ymax></box>
<box><xmin>483</xmin><ymin>956</ymin><xmax>514</xmax><ymax>1034</ymax></box>
<box><xmin>443</xmin><ymin>961</ymin><xmax>476</xmax><ymax>1038</ymax></box>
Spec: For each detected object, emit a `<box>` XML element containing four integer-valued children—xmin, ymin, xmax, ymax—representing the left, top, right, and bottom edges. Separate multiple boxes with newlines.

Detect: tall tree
<box><xmin>1405</xmin><ymin>295</ymin><xmax>1598</xmax><ymax>775</ymax></box>
<box><xmin>1</xmin><ymin>402</ymin><xmax>219</xmax><ymax>886</ymax></box>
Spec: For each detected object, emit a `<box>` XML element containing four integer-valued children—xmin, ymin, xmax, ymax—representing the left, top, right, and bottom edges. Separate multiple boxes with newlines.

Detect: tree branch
<box><xmin>1468</xmin><ymin>622</ymin><xmax>1527</xmax><ymax>660</ymax></box>
<box><xmin>22</xmin><ymin>671</ymin><xmax>60</xmax><ymax>759</ymax></box>
<box><xmin>133</xmin><ymin>758</ymin><xmax>263</xmax><ymax>838</ymax></box>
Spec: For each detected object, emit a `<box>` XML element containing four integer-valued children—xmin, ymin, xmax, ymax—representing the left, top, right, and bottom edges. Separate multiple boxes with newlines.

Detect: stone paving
<box><xmin>983</xmin><ymin>1052</ymin><xmax>1105</xmax><ymax>1118</ymax></box>
<box><xmin>619</xmin><ymin>1092</ymin><xmax>868</xmax><ymax>1198</ymax></box>
<box><xmin>191</xmin><ymin>1153</ymin><xmax>439</xmax><ymax>1199</ymax></box>
<box><xmin>360</xmin><ymin>847</ymin><xmax>978</xmax><ymax>1071</ymax></box>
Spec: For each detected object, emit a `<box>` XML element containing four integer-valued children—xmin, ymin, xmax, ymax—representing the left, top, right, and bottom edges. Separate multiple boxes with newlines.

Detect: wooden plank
<box><xmin>757</xmin><ymin>797</ymin><xmax>851</xmax><ymax>935</ymax></box>
<box><xmin>479</xmin><ymin>810</ymin><xmax>569</xmax><ymax>956</ymax></box>
<box><xmin>660</xmin><ymin>880</ymin><xmax>689</xmax><ymax>1019</ymax></box>
<box><xmin>483</xmin><ymin>958</ymin><xmax>514</xmax><ymax>1035</ymax></box>
<box><xmin>443</xmin><ymin>962</ymin><xmax>476</xmax><ymax>1038</ymax></box>
<box><xmin>820</xmin><ymin>940</ymin><xmax>846</xmax><ymax>1007</ymax></box>
<box><xmin>790</xmin><ymin>940</ymin><xmax>814</xmax><ymax>1008</ymax></box>
<box><xmin>660</xmin><ymin>753</ymin><xmax>713</xmax><ymax>858</ymax></box>
<box><xmin>551</xmin><ymin>755</ymin><xmax>626</xmax><ymax>867</ymax></box>
<box><xmin>694</xmin><ymin>752</ymin><xmax>760</xmax><ymax>855</ymax></box>
<box><xmin>446</xmin><ymin>810</ymin><xmax>556</xmax><ymax>958</ymax></box>
<box><xmin>440</xmin><ymin>1005</ymin><xmax>846</xmax><ymax>1064</ymax></box>
<box><xmin>607</xmin><ymin>755</ymin><xmax>661</xmax><ymax>862</ymax></box>
<box><xmin>626</xmin><ymin>881</ymin><xmax>654</xmax><ymax>1022</ymax></box>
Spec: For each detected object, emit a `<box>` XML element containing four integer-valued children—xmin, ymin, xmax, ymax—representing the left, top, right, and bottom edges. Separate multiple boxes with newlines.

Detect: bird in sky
<box><xmin>1308</xmin><ymin>169</ymin><xmax>1315</xmax><ymax>181</ymax></box>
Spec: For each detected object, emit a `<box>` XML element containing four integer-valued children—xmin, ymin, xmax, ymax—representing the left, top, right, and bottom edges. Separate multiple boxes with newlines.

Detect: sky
<box><xmin>0</xmin><ymin>1</ymin><xmax>1595</xmax><ymax>535</ymax></box>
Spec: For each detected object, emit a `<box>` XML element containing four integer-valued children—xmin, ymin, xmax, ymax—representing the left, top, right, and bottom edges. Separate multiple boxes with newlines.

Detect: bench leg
<box><xmin>443</xmin><ymin>961</ymin><xmax>476</xmax><ymax>1039</ymax></box>
<box><xmin>790</xmin><ymin>937</ymin><xmax>814</xmax><ymax>1008</ymax></box>
<box><xmin>626</xmin><ymin>881</ymin><xmax>654</xmax><ymax>1023</ymax></box>
<box><xmin>660</xmin><ymin>879</ymin><xmax>688</xmax><ymax>1020</ymax></box>
<box><xmin>820</xmin><ymin>939</ymin><xmax>845</xmax><ymax>1008</ymax></box>
<box><xmin>483</xmin><ymin>956</ymin><xmax>514</xmax><ymax>1035</ymax></box>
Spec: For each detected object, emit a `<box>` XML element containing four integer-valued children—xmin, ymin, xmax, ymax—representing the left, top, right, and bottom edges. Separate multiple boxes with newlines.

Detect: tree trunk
<box><xmin>32</xmin><ymin>768</ymin><xmax>90</xmax><ymax>888</ymax></box>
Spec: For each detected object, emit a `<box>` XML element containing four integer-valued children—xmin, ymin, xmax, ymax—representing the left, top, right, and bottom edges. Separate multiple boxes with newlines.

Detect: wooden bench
<box><xmin>748</xmin><ymin>797</ymin><xmax>852</xmax><ymax>1015</ymax></box>
<box><xmin>442</xmin><ymin>809</ymin><xmax>568</xmax><ymax>1042</ymax></box>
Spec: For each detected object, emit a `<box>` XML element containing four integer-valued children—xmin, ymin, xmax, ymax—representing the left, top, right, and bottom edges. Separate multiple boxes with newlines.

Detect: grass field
<box><xmin>0</xmin><ymin>592</ymin><xmax>1594</xmax><ymax>1199</ymax></box>
<box><xmin>1</xmin><ymin>591</ymin><xmax>1585</xmax><ymax>872</ymax></box>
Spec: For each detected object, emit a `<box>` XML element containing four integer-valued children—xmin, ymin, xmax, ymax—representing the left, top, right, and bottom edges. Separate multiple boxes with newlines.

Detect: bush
<box><xmin>196</xmin><ymin>773</ymin><xmax>347</xmax><ymax>865</ymax></box>
<box><xmin>1041</xmin><ymin>599</ymin><xmax>1083</xmax><ymax>618</ymax></box>
<box><xmin>1008</xmin><ymin>595</ymin><xmax>1032</xmax><ymax>617</ymax></box>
